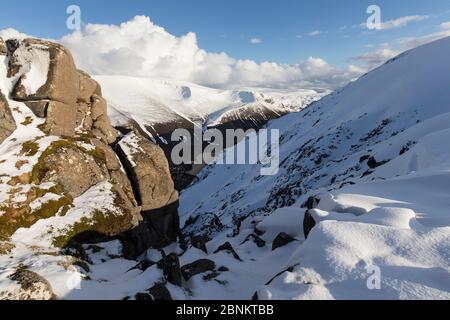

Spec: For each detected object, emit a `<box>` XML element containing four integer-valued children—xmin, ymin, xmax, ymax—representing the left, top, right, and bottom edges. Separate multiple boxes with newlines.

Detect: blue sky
<box><xmin>1</xmin><ymin>1</ymin><xmax>450</xmax><ymax>90</ymax></box>
<box><xmin>1</xmin><ymin>0</ymin><xmax>449</xmax><ymax>67</ymax></box>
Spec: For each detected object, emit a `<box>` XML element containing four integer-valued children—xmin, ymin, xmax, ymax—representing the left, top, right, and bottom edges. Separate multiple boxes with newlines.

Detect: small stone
<box><xmin>181</xmin><ymin>259</ymin><xmax>216</xmax><ymax>281</ymax></box>
<box><xmin>272</xmin><ymin>232</ymin><xmax>296</xmax><ymax>251</ymax></box>
<box><xmin>157</xmin><ymin>253</ymin><xmax>183</xmax><ymax>287</ymax></box>
<box><xmin>303</xmin><ymin>210</ymin><xmax>317</xmax><ymax>239</ymax></box>
<box><xmin>214</xmin><ymin>242</ymin><xmax>242</xmax><ymax>261</ymax></box>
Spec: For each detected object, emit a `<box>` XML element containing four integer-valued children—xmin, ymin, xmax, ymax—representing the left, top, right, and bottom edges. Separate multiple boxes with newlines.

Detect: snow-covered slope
<box><xmin>178</xmin><ymin>37</ymin><xmax>450</xmax><ymax>299</ymax></box>
<box><xmin>95</xmin><ymin>75</ymin><xmax>322</xmax><ymax>139</ymax></box>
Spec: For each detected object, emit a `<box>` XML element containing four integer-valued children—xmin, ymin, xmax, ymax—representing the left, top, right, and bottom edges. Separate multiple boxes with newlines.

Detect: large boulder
<box><xmin>42</xmin><ymin>101</ymin><xmax>77</xmax><ymax>137</ymax></box>
<box><xmin>117</xmin><ymin>132</ymin><xmax>179</xmax><ymax>211</ymax></box>
<box><xmin>24</xmin><ymin>138</ymin><xmax>141</xmax><ymax>245</ymax></box>
<box><xmin>117</xmin><ymin>132</ymin><xmax>180</xmax><ymax>248</ymax></box>
<box><xmin>2</xmin><ymin>267</ymin><xmax>55</xmax><ymax>300</ymax></box>
<box><xmin>91</xmin><ymin>113</ymin><xmax>118</xmax><ymax>144</ymax></box>
<box><xmin>77</xmin><ymin>70</ymin><xmax>101</xmax><ymax>103</ymax></box>
<box><xmin>5</xmin><ymin>38</ymin><xmax>79</xmax><ymax>137</ymax></box>
<box><xmin>31</xmin><ymin>140</ymin><xmax>109</xmax><ymax>198</ymax></box>
<box><xmin>8</xmin><ymin>38</ymin><xmax>79</xmax><ymax>106</ymax></box>
<box><xmin>76</xmin><ymin>76</ymin><xmax>118</xmax><ymax>144</ymax></box>
<box><xmin>0</xmin><ymin>89</ymin><xmax>16</xmax><ymax>144</ymax></box>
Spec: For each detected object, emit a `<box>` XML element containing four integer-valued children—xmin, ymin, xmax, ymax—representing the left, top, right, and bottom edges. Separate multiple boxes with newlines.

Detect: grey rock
<box><xmin>0</xmin><ymin>89</ymin><xmax>16</xmax><ymax>144</ymax></box>
<box><xmin>181</xmin><ymin>259</ymin><xmax>216</xmax><ymax>281</ymax></box>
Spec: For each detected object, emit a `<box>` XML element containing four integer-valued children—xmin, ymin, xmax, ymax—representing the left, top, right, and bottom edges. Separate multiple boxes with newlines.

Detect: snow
<box><xmin>178</xmin><ymin>37</ymin><xmax>450</xmax><ymax>300</ymax></box>
<box><xmin>12</xmin><ymin>42</ymin><xmax>50</xmax><ymax>95</ymax></box>
<box><xmin>94</xmin><ymin>75</ymin><xmax>322</xmax><ymax>132</ymax></box>
<box><xmin>2</xmin><ymin>35</ymin><xmax>450</xmax><ymax>300</ymax></box>
<box><xmin>11</xmin><ymin>181</ymin><xmax>122</xmax><ymax>248</ymax></box>
<box><xmin>118</xmin><ymin>132</ymin><xmax>144</xmax><ymax>167</ymax></box>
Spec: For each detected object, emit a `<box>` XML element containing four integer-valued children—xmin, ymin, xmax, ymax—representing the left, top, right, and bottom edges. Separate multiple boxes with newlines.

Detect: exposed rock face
<box><xmin>3</xmin><ymin>267</ymin><xmax>55</xmax><ymax>300</ymax></box>
<box><xmin>33</xmin><ymin>142</ymin><xmax>108</xmax><ymax>198</ymax></box>
<box><xmin>0</xmin><ymin>37</ymin><xmax>6</xmax><ymax>55</ymax></box>
<box><xmin>5</xmin><ymin>38</ymin><xmax>118</xmax><ymax>142</ymax></box>
<box><xmin>0</xmin><ymin>38</ymin><xmax>180</xmax><ymax>254</ymax></box>
<box><xmin>117</xmin><ymin>132</ymin><xmax>181</xmax><ymax>248</ymax></box>
<box><xmin>77</xmin><ymin>69</ymin><xmax>101</xmax><ymax>103</ymax></box>
<box><xmin>8</xmin><ymin>38</ymin><xmax>79</xmax><ymax>105</ymax></box>
<box><xmin>0</xmin><ymin>89</ymin><xmax>16</xmax><ymax>144</ymax></box>
<box><xmin>117</xmin><ymin>132</ymin><xmax>179</xmax><ymax>211</ymax></box>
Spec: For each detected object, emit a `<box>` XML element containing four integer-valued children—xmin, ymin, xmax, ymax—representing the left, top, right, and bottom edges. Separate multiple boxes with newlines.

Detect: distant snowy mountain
<box><xmin>178</xmin><ymin>37</ymin><xmax>450</xmax><ymax>299</ymax></box>
<box><xmin>95</xmin><ymin>75</ymin><xmax>323</xmax><ymax>141</ymax></box>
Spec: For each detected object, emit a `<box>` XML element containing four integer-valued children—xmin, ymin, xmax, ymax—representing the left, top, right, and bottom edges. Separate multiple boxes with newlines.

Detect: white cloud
<box><xmin>0</xmin><ymin>28</ymin><xmax>30</xmax><ymax>40</ymax></box>
<box><xmin>381</xmin><ymin>15</ymin><xmax>428</xmax><ymax>30</ymax></box>
<box><xmin>440</xmin><ymin>22</ymin><xmax>450</xmax><ymax>30</ymax></box>
<box><xmin>307</xmin><ymin>30</ymin><xmax>322</xmax><ymax>37</ymax></box>
<box><xmin>3</xmin><ymin>15</ymin><xmax>449</xmax><ymax>92</ymax></box>
<box><xmin>54</xmin><ymin>16</ymin><xmax>358</xmax><ymax>90</ymax></box>
<box><xmin>360</xmin><ymin>15</ymin><xmax>428</xmax><ymax>31</ymax></box>
<box><xmin>351</xmin><ymin>48</ymin><xmax>400</xmax><ymax>69</ymax></box>
<box><xmin>250</xmin><ymin>38</ymin><xmax>262</xmax><ymax>44</ymax></box>
<box><xmin>0</xmin><ymin>16</ymin><xmax>363</xmax><ymax>91</ymax></box>
<box><xmin>395</xmin><ymin>29</ymin><xmax>450</xmax><ymax>50</ymax></box>
<box><xmin>351</xmin><ymin>21</ymin><xmax>450</xmax><ymax>72</ymax></box>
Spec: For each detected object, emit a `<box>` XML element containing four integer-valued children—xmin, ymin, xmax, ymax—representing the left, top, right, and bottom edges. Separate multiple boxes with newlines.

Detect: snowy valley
<box><xmin>0</xmin><ymin>31</ymin><xmax>449</xmax><ymax>300</ymax></box>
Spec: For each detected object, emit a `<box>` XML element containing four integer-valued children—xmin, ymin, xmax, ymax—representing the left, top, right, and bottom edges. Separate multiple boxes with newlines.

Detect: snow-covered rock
<box><xmin>0</xmin><ymin>38</ymin><xmax>181</xmax><ymax>300</ymax></box>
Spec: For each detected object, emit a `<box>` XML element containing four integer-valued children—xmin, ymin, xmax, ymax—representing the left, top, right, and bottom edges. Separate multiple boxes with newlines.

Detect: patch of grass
<box><xmin>21</xmin><ymin>140</ymin><xmax>39</xmax><ymax>157</ymax></box>
<box><xmin>52</xmin><ymin>208</ymin><xmax>132</xmax><ymax>248</ymax></box>
<box><xmin>52</xmin><ymin>185</ymin><xmax>134</xmax><ymax>248</ymax></box>
<box><xmin>0</xmin><ymin>186</ymin><xmax>73</xmax><ymax>241</ymax></box>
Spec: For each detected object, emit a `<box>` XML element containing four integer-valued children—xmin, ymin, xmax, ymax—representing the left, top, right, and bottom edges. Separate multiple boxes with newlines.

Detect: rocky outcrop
<box><xmin>117</xmin><ymin>132</ymin><xmax>178</xmax><ymax>211</ymax></box>
<box><xmin>9</xmin><ymin>39</ymin><xmax>79</xmax><ymax>104</ymax></box>
<box><xmin>0</xmin><ymin>37</ymin><xmax>6</xmax><ymax>55</ymax></box>
<box><xmin>116</xmin><ymin>132</ymin><xmax>180</xmax><ymax>248</ymax></box>
<box><xmin>0</xmin><ymin>38</ymin><xmax>180</xmax><ymax>257</ymax></box>
<box><xmin>5</xmin><ymin>38</ymin><xmax>118</xmax><ymax>142</ymax></box>
<box><xmin>3</xmin><ymin>267</ymin><xmax>55</xmax><ymax>300</ymax></box>
<box><xmin>0</xmin><ymin>89</ymin><xmax>16</xmax><ymax>144</ymax></box>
